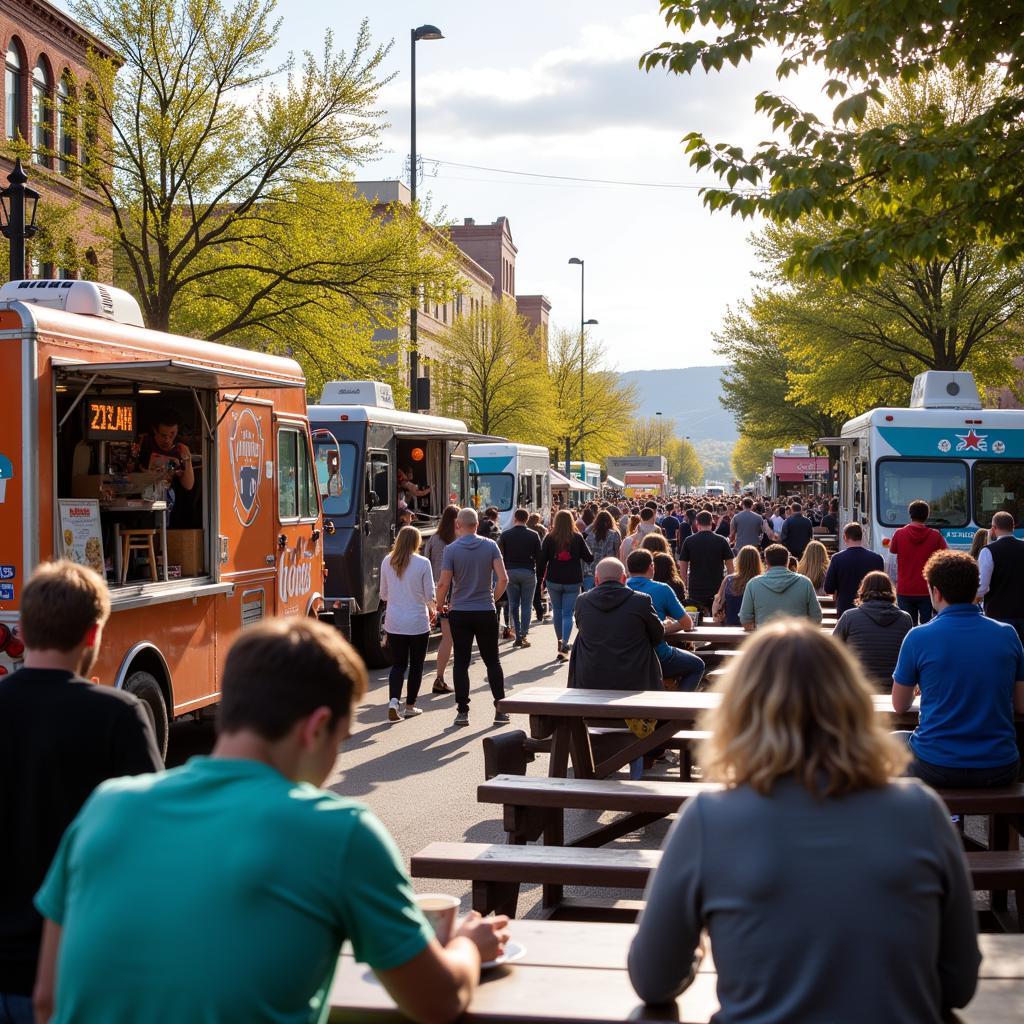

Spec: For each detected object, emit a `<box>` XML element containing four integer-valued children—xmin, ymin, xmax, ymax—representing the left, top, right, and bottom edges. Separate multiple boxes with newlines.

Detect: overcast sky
<box><xmin>68</xmin><ymin>0</ymin><xmax>830</xmax><ymax>371</ymax></box>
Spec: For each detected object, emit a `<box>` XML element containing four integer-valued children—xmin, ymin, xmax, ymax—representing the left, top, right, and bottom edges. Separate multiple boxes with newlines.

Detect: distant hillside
<box><xmin>618</xmin><ymin>366</ymin><xmax>737</xmax><ymax>444</ymax></box>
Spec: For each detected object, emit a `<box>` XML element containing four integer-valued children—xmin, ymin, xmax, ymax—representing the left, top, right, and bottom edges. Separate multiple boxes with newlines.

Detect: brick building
<box><xmin>0</xmin><ymin>0</ymin><xmax>117</xmax><ymax>280</ymax></box>
<box><xmin>448</xmin><ymin>215</ymin><xmax>550</xmax><ymax>358</ymax></box>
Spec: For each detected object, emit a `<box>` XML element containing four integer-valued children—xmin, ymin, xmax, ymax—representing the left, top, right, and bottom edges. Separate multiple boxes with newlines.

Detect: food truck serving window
<box><xmin>973</xmin><ymin>460</ymin><xmax>1024</xmax><ymax>527</ymax></box>
<box><xmin>278</xmin><ymin>428</ymin><xmax>318</xmax><ymax>520</ymax></box>
<box><xmin>877</xmin><ymin>459</ymin><xmax>969</xmax><ymax>527</ymax></box>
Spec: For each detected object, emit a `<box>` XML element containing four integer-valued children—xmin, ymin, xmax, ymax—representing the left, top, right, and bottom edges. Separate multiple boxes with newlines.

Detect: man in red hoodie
<box><xmin>888</xmin><ymin>499</ymin><xmax>947</xmax><ymax>624</ymax></box>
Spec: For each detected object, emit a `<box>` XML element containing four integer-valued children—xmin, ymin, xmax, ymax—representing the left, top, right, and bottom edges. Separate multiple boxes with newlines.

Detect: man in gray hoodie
<box><xmin>740</xmin><ymin>544</ymin><xmax>823</xmax><ymax>630</ymax></box>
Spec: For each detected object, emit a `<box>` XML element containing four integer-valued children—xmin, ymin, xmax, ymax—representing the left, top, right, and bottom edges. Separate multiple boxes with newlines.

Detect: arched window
<box><xmin>32</xmin><ymin>57</ymin><xmax>51</xmax><ymax>166</ymax></box>
<box><xmin>5</xmin><ymin>40</ymin><xmax>23</xmax><ymax>141</ymax></box>
<box><xmin>57</xmin><ymin>73</ymin><xmax>73</xmax><ymax>175</ymax></box>
<box><xmin>83</xmin><ymin>248</ymin><xmax>98</xmax><ymax>281</ymax></box>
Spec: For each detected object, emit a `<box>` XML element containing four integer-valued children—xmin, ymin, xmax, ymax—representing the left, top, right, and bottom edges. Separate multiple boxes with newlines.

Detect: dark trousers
<box><xmin>894</xmin><ymin>732</ymin><xmax>1020</xmax><ymax>787</ymax></box>
<box><xmin>897</xmin><ymin>594</ymin><xmax>933</xmax><ymax>625</ymax></box>
<box><xmin>449</xmin><ymin>609</ymin><xmax>505</xmax><ymax>714</ymax></box>
<box><xmin>387</xmin><ymin>631</ymin><xmax>429</xmax><ymax>705</ymax></box>
<box><xmin>533</xmin><ymin>580</ymin><xmax>546</xmax><ymax>621</ymax></box>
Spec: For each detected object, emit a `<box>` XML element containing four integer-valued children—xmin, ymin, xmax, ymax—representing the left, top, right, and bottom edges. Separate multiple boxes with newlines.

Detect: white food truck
<box><xmin>468</xmin><ymin>442</ymin><xmax>551</xmax><ymax>530</ymax></box>
<box><xmin>818</xmin><ymin>370</ymin><xmax>1024</xmax><ymax>559</ymax></box>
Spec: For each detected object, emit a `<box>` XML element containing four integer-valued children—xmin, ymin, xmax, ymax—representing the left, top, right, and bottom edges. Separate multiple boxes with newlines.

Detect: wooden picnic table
<box><xmin>497</xmin><ymin>687</ymin><xmax>925</xmax><ymax>781</ymax></box>
<box><xmin>327</xmin><ymin>919</ymin><xmax>1023</xmax><ymax>1022</ymax></box>
<box><xmin>688</xmin><ymin>623</ymin><xmax>834</xmax><ymax>646</ymax></box>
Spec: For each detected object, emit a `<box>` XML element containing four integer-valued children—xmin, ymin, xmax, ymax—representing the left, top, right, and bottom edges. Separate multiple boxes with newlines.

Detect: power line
<box><xmin>421</xmin><ymin>156</ymin><xmax>758</xmax><ymax>192</ymax></box>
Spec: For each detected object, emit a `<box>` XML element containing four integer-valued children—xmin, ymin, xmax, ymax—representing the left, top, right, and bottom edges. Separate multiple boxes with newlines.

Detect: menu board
<box><xmin>84</xmin><ymin>397</ymin><xmax>137</xmax><ymax>441</ymax></box>
<box><xmin>58</xmin><ymin>499</ymin><xmax>106</xmax><ymax>574</ymax></box>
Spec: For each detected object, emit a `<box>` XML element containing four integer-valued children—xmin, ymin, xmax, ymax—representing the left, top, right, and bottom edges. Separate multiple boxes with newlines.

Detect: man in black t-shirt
<box><xmin>678</xmin><ymin>510</ymin><xmax>735</xmax><ymax>611</ymax></box>
<box><xmin>780</xmin><ymin>501</ymin><xmax>815</xmax><ymax>559</ymax></box>
<box><xmin>0</xmin><ymin>562</ymin><xmax>161</xmax><ymax>1015</ymax></box>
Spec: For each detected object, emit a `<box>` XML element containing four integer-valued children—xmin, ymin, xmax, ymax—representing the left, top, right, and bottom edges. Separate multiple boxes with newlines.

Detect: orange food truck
<box><xmin>0</xmin><ymin>280</ymin><xmax>325</xmax><ymax>755</ymax></box>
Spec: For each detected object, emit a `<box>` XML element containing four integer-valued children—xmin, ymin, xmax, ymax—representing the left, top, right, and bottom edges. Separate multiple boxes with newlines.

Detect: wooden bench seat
<box><xmin>411</xmin><ymin>841</ymin><xmax>1024</xmax><ymax>928</ymax></box>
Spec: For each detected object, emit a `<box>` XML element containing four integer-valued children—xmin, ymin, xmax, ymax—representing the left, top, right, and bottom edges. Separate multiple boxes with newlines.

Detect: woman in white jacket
<box><xmin>380</xmin><ymin>526</ymin><xmax>436</xmax><ymax>722</ymax></box>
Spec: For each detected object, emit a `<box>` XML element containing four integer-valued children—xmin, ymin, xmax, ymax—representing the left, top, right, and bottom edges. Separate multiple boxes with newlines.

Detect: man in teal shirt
<box><xmin>625</xmin><ymin>549</ymin><xmax>704</xmax><ymax>692</ymax></box>
<box><xmin>33</xmin><ymin>620</ymin><xmax>508</xmax><ymax>1024</ymax></box>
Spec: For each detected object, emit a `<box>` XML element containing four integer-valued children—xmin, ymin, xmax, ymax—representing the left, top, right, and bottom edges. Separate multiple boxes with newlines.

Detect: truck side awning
<box><xmin>392</xmin><ymin>426</ymin><xmax>504</xmax><ymax>443</ymax></box>
<box><xmin>605</xmin><ymin>475</ymin><xmax>625</xmax><ymax>488</ymax></box>
<box><xmin>815</xmin><ymin>437</ymin><xmax>857</xmax><ymax>448</ymax></box>
<box><xmin>56</xmin><ymin>359</ymin><xmax>305</xmax><ymax>391</ymax></box>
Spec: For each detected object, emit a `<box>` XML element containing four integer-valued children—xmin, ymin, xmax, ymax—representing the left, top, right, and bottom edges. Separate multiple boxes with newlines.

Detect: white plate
<box><xmin>481</xmin><ymin>940</ymin><xmax>527</xmax><ymax>970</ymax></box>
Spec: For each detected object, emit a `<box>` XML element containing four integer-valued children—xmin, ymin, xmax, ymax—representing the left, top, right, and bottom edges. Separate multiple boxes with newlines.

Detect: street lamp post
<box><xmin>568</xmin><ymin>256</ymin><xmax>597</xmax><ymax>462</ymax></box>
<box><xmin>0</xmin><ymin>158</ymin><xmax>40</xmax><ymax>281</ymax></box>
<box><xmin>408</xmin><ymin>23</ymin><xmax>444</xmax><ymax>412</ymax></box>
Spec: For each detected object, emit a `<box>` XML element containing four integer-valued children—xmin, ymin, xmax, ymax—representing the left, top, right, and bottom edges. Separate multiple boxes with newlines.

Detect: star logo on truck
<box><xmin>955</xmin><ymin>430</ymin><xmax>987</xmax><ymax>452</ymax></box>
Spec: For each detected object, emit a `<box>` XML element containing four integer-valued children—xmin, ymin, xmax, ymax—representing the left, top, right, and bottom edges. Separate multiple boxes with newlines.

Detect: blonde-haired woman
<box><xmin>796</xmin><ymin>538</ymin><xmax>830</xmax><ymax>594</ymax></box>
<box><xmin>712</xmin><ymin>544</ymin><xmax>762</xmax><ymax>625</ymax></box>
<box><xmin>380</xmin><ymin>525</ymin><xmax>435</xmax><ymax>722</ymax></box>
<box><xmin>629</xmin><ymin>620</ymin><xmax>980</xmax><ymax>1019</ymax></box>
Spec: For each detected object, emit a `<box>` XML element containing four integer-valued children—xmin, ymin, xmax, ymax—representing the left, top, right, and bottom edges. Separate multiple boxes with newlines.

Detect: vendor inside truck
<box><xmin>136</xmin><ymin>407</ymin><xmax>196</xmax><ymax>525</ymax></box>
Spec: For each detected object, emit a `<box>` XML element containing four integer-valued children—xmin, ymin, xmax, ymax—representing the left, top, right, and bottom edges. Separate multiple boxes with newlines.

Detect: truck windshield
<box><xmin>314</xmin><ymin>440</ymin><xmax>357</xmax><ymax>516</ymax></box>
<box><xmin>973</xmin><ymin>460</ymin><xmax>1024</xmax><ymax>527</ymax></box>
<box><xmin>471</xmin><ymin>473</ymin><xmax>514</xmax><ymax>511</ymax></box>
<box><xmin>877</xmin><ymin>459</ymin><xmax>969</xmax><ymax>527</ymax></box>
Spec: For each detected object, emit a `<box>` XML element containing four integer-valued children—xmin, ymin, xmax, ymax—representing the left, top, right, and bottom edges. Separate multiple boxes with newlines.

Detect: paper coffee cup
<box><xmin>415</xmin><ymin>893</ymin><xmax>459</xmax><ymax>946</ymax></box>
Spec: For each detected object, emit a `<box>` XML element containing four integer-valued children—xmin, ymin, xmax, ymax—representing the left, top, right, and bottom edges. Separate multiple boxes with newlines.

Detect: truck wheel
<box><xmin>124</xmin><ymin>670</ymin><xmax>169</xmax><ymax>761</ymax></box>
<box><xmin>358</xmin><ymin>604</ymin><xmax>392</xmax><ymax>668</ymax></box>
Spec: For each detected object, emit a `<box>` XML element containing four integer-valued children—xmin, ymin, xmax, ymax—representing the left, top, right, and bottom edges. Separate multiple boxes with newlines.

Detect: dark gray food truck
<box><xmin>309</xmin><ymin>380</ymin><xmax>479</xmax><ymax>666</ymax></box>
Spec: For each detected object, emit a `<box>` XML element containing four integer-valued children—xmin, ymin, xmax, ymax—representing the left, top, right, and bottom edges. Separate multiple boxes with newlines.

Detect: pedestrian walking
<box><xmin>32</xmin><ymin>619</ymin><xmax>509</xmax><ymax>1024</ymax></box>
<box><xmin>538</xmin><ymin>509</ymin><xmax>593</xmax><ymax>662</ymax></box>
<box><xmin>652</xmin><ymin>552</ymin><xmax>687</xmax><ymax>604</ymax></box>
<box><xmin>823</xmin><ymin>522</ymin><xmax>885</xmax><ymax>616</ymax></box>
<box><xmin>678</xmin><ymin>510</ymin><xmax>735</xmax><ymax>613</ymax></box>
<box><xmin>889</xmin><ymin>500</ymin><xmax>947</xmax><ymax>624</ymax></box>
<box><xmin>976</xmin><ymin>511</ymin><xmax>1024</xmax><ymax>641</ymax></box>
<box><xmin>796</xmin><ymin>540</ymin><xmax>831</xmax><ymax>595</ymax></box>
<box><xmin>969</xmin><ymin>528</ymin><xmax>990</xmax><ymax>561</ymax></box>
<box><xmin>630</xmin><ymin>620</ymin><xmax>979</xmax><ymax>1021</ymax></box>
<box><xmin>729</xmin><ymin>496</ymin><xmax>773</xmax><ymax>552</ymax></box>
<box><xmin>779</xmin><ymin>501</ymin><xmax>814</xmax><ymax>559</ymax></box>
<box><xmin>527</xmin><ymin>512</ymin><xmax>548</xmax><ymax>622</ymax></box>
<box><xmin>380</xmin><ymin>526</ymin><xmax>435</xmax><ymax>723</ymax></box>
<box><xmin>498</xmin><ymin>508</ymin><xmax>542</xmax><ymax>648</ymax></box>
<box><xmin>832</xmin><ymin>571</ymin><xmax>913</xmax><ymax>688</ymax></box>
<box><xmin>0</xmin><ymin>562</ymin><xmax>161</xmax><ymax>1021</ymax></box>
<box><xmin>435</xmin><ymin>508</ymin><xmax>509</xmax><ymax>727</ymax></box>
<box><xmin>423</xmin><ymin>505</ymin><xmax>458</xmax><ymax>695</ymax></box>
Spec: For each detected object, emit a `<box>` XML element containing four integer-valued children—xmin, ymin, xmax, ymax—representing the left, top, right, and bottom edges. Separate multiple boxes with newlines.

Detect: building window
<box><xmin>82</xmin><ymin>84</ymin><xmax>98</xmax><ymax>179</ymax></box>
<box><xmin>5</xmin><ymin>40</ymin><xmax>23</xmax><ymax>141</ymax></box>
<box><xmin>57</xmin><ymin>74</ymin><xmax>73</xmax><ymax>175</ymax></box>
<box><xmin>32</xmin><ymin>58</ymin><xmax>51</xmax><ymax>166</ymax></box>
<box><xmin>455</xmin><ymin>292</ymin><xmax>463</xmax><ymax>316</ymax></box>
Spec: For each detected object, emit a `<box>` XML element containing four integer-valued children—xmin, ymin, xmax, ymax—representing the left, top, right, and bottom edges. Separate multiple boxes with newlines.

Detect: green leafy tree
<box><xmin>731</xmin><ymin>434</ymin><xmax>773</xmax><ymax>485</ymax></box>
<box><xmin>67</xmin><ymin>0</ymin><xmax>455</xmax><ymax>381</ymax></box>
<box><xmin>642</xmin><ymin>2</ymin><xmax>1024</xmax><ymax>277</ymax></box>
<box><xmin>433</xmin><ymin>300</ymin><xmax>557</xmax><ymax>442</ymax></box>
<box><xmin>547</xmin><ymin>328</ymin><xmax>637</xmax><ymax>465</ymax></box>
<box><xmin>667</xmin><ymin>436</ymin><xmax>704</xmax><ymax>488</ymax></box>
<box><xmin>625</xmin><ymin>415</ymin><xmax>673</xmax><ymax>457</ymax></box>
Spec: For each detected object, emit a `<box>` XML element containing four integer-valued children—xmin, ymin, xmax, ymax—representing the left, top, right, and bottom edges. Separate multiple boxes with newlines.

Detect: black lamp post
<box><xmin>0</xmin><ymin>158</ymin><xmax>40</xmax><ymax>281</ymax></box>
<box><xmin>568</xmin><ymin>256</ymin><xmax>598</xmax><ymax>462</ymax></box>
<box><xmin>409</xmin><ymin>23</ymin><xmax>444</xmax><ymax>412</ymax></box>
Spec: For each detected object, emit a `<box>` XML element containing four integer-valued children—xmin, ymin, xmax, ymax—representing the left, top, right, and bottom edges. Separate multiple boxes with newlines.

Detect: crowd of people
<box><xmin>3</xmin><ymin>485</ymin><xmax>1024</xmax><ymax>1023</ymax></box>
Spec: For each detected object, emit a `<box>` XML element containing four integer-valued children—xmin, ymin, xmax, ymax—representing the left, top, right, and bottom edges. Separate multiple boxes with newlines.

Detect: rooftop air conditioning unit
<box><xmin>909</xmin><ymin>371</ymin><xmax>982</xmax><ymax>410</ymax></box>
<box><xmin>319</xmin><ymin>380</ymin><xmax>396</xmax><ymax>409</ymax></box>
<box><xmin>0</xmin><ymin>279</ymin><xmax>145</xmax><ymax>327</ymax></box>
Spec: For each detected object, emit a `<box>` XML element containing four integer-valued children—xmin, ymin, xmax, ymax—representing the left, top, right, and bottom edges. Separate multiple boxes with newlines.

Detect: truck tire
<box><xmin>357</xmin><ymin>604</ymin><xmax>392</xmax><ymax>669</ymax></box>
<box><xmin>124</xmin><ymin>670</ymin><xmax>169</xmax><ymax>761</ymax></box>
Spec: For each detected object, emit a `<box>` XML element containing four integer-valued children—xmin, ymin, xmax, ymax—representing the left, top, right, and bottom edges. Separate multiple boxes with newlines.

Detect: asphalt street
<box><xmin>168</xmin><ymin>613</ymin><xmax>675</xmax><ymax>918</ymax></box>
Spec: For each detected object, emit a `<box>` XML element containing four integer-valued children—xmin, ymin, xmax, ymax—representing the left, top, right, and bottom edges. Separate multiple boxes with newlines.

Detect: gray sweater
<box><xmin>628</xmin><ymin>778</ymin><xmax>979</xmax><ymax>1022</ymax></box>
<box><xmin>833</xmin><ymin>600</ymin><xmax>914</xmax><ymax>687</ymax></box>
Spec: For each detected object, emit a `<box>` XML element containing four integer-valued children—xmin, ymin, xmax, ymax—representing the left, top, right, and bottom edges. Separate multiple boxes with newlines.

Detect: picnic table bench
<box><xmin>326</xmin><ymin>919</ymin><xmax>1024</xmax><ymax>1022</ymax></box>
<box><xmin>411</xmin><ymin>840</ymin><xmax>1024</xmax><ymax>929</ymax></box>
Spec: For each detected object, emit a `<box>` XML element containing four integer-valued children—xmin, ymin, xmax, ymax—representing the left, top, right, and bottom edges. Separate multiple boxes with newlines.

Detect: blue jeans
<box><xmin>506</xmin><ymin>568</ymin><xmax>537</xmax><ymax>640</ymax></box>
<box><xmin>0</xmin><ymin>994</ymin><xmax>34</xmax><ymax>1024</ymax></box>
<box><xmin>897</xmin><ymin>594</ymin><xmax>933</xmax><ymax>625</ymax></box>
<box><xmin>581</xmin><ymin>573</ymin><xmax>595</xmax><ymax>592</ymax></box>
<box><xmin>659</xmin><ymin>646</ymin><xmax>705</xmax><ymax>692</ymax></box>
<box><xmin>547</xmin><ymin>581</ymin><xmax>581</xmax><ymax>647</ymax></box>
<box><xmin>893</xmin><ymin>731</ymin><xmax>1019</xmax><ymax>787</ymax></box>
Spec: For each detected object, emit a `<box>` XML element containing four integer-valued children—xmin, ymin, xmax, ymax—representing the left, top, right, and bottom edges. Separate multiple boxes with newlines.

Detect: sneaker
<box><xmin>403</xmin><ymin>705</ymin><xmax>423</xmax><ymax>718</ymax></box>
<box><xmin>387</xmin><ymin>699</ymin><xmax>402</xmax><ymax>723</ymax></box>
<box><xmin>494</xmin><ymin>710</ymin><xmax>511</xmax><ymax>725</ymax></box>
<box><xmin>519</xmin><ymin>637</ymin><xmax>531</xmax><ymax>648</ymax></box>
<box><xmin>432</xmin><ymin>678</ymin><xmax>453</xmax><ymax>694</ymax></box>
<box><xmin>454</xmin><ymin>710</ymin><xmax>470</xmax><ymax>727</ymax></box>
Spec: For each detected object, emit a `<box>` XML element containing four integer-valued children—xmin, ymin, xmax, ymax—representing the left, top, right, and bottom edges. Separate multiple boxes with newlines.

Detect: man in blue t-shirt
<box><xmin>893</xmin><ymin>550</ymin><xmax>1024</xmax><ymax>788</ymax></box>
<box><xmin>823</xmin><ymin>522</ymin><xmax>885</xmax><ymax>615</ymax></box>
<box><xmin>626</xmin><ymin>549</ymin><xmax>704</xmax><ymax>691</ymax></box>
<box><xmin>660</xmin><ymin>502</ymin><xmax>680</xmax><ymax>554</ymax></box>
<box><xmin>33</xmin><ymin>620</ymin><xmax>508</xmax><ymax>1024</ymax></box>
